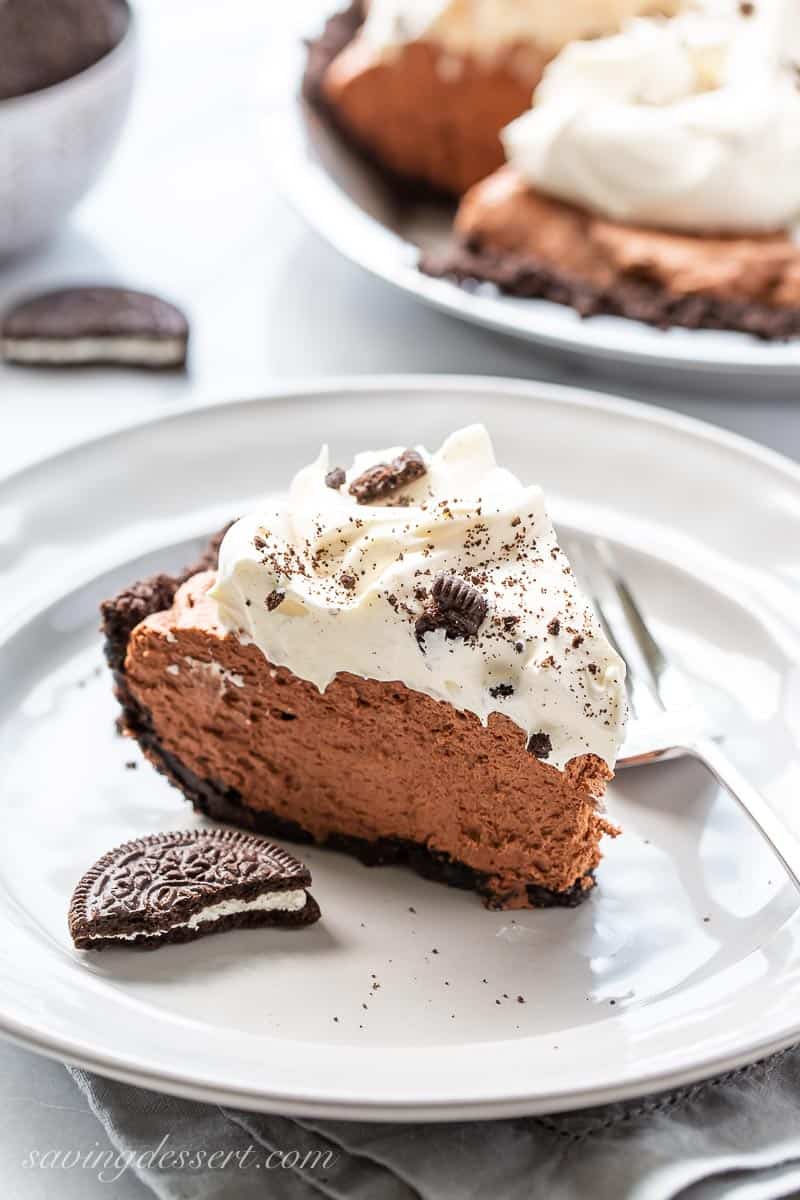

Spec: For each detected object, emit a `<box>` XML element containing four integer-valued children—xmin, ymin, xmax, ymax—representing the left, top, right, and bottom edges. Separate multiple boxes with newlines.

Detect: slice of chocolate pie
<box><xmin>103</xmin><ymin>426</ymin><xmax>627</xmax><ymax>910</ymax></box>
<box><xmin>305</xmin><ymin>1</ymin><xmax>678</xmax><ymax>197</ymax></box>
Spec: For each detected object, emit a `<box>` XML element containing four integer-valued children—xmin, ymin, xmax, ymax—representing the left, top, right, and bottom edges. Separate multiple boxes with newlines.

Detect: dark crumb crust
<box><xmin>421</xmin><ymin>243</ymin><xmax>800</xmax><ymax>341</ymax></box>
<box><xmin>101</xmin><ymin>531</ymin><xmax>594</xmax><ymax>910</ymax></box>
<box><xmin>301</xmin><ymin>1</ymin><xmax>457</xmax><ymax>203</ymax></box>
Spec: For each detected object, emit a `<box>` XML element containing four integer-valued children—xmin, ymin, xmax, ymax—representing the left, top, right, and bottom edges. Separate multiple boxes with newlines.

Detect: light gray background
<box><xmin>2</xmin><ymin>2</ymin><xmax>799</xmax><ymax>1196</ymax></box>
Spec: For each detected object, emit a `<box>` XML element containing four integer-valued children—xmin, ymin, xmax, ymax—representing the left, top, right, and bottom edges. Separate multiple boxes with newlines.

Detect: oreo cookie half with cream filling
<box><xmin>69</xmin><ymin>829</ymin><xmax>320</xmax><ymax>950</ymax></box>
<box><xmin>1</xmin><ymin>288</ymin><xmax>189</xmax><ymax>368</ymax></box>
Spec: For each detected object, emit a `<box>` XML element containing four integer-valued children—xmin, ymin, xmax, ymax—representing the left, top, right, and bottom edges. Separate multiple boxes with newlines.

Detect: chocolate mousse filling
<box><xmin>102</xmin><ymin>532</ymin><xmax>615</xmax><ymax>910</ymax></box>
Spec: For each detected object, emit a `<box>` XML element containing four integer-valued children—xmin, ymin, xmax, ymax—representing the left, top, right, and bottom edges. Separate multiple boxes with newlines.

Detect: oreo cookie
<box><xmin>69</xmin><ymin>829</ymin><xmax>320</xmax><ymax>950</ymax></box>
<box><xmin>1</xmin><ymin>288</ymin><xmax>189</xmax><ymax>369</ymax></box>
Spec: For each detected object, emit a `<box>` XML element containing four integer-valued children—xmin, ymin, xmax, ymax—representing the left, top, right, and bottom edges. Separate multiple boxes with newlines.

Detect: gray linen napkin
<box><xmin>68</xmin><ymin>1048</ymin><xmax>800</xmax><ymax>1200</ymax></box>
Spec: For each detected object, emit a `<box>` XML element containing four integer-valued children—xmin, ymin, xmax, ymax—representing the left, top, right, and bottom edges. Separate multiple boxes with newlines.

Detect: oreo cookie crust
<box><xmin>1</xmin><ymin>288</ymin><xmax>189</xmax><ymax>369</ymax></box>
<box><xmin>69</xmin><ymin>829</ymin><xmax>321</xmax><ymax>950</ymax></box>
<box><xmin>421</xmin><ymin>243</ymin><xmax>800</xmax><ymax>342</ymax></box>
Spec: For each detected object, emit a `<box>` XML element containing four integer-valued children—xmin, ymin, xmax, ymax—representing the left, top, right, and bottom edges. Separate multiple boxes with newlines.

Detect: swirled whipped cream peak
<box><xmin>502</xmin><ymin>0</ymin><xmax>800</xmax><ymax>233</ymax></box>
<box><xmin>210</xmin><ymin>425</ymin><xmax>627</xmax><ymax>772</ymax></box>
<box><xmin>361</xmin><ymin>0</ymin><xmax>681</xmax><ymax>58</ymax></box>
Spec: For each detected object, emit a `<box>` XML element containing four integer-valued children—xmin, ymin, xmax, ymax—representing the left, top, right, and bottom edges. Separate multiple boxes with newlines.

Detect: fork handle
<box><xmin>690</xmin><ymin>737</ymin><xmax>800</xmax><ymax>892</ymax></box>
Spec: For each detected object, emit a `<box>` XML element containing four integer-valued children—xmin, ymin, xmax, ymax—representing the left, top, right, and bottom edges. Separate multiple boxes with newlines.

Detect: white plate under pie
<box><xmin>1</xmin><ymin>376</ymin><xmax>800</xmax><ymax>1120</ymax></box>
<box><xmin>269</xmin><ymin>16</ymin><xmax>800</xmax><ymax>380</ymax></box>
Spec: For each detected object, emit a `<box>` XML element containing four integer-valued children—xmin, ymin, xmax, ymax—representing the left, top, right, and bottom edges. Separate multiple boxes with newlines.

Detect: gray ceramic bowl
<box><xmin>0</xmin><ymin>1</ymin><xmax>136</xmax><ymax>259</ymax></box>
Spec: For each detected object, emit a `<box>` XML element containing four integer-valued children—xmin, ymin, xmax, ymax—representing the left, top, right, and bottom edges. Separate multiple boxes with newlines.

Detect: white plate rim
<box><xmin>2</xmin><ymin>374</ymin><xmax>800</xmax><ymax>1120</ymax></box>
<box><xmin>266</xmin><ymin>80</ymin><xmax>800</xmax><ymax>377</ymax></box>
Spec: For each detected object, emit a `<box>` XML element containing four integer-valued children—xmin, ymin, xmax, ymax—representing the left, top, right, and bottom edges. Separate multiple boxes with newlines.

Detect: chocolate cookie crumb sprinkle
<box><xmin>340</xmin><ymin>572</ymin><xmax>356</xmax><ymax>590</ymax></box>
<box><xmin>527</xmin><ymin>731</ymin><xmax>553</xmax><ymax>760</ymax></box>
<box><xmin>349</xmin><ymin>449</ymin><xmax>426</xmax><ymax>504</ymax></box>
<box><xmin>547</xmin><ymin>618</ymin><xmax>561</xmax><ymax>636</ymax></box>
<box><xmin>489</xmin><ymin>683</ymin><xmax>514</xmax><ymax>699</ymax></box>
<box><xmin>325</xmin><ymin>467</ymin><xmax>346</xmax><ymax>489</ymax></box>
<box><xmin>266</xmin><ymin>590</ymin><xmax>285</xmax><ymax>611</ymax></box>
<box><xmin>415</xmin><ymin>573</ymin><xmax>488</xmax><ymax>648</ymax></box>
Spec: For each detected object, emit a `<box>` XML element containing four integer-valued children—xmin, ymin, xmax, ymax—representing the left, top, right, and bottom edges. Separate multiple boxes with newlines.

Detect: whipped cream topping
<box><xmin>211</xmin><ymin>425</ymin><xmax>626</xmax><ymax>771</ymax></box>
<box><xmin>502</xmin><ymin>0</ymin><xmax>800</xmax><ymax>234</ymax></box>
<box><xmin>89</xmin><ymin>889</ymin><xmax>308</xmax><ymax>942</ymax></box>
<box><xmin>361</xmin><ymin>0</ymin><xmax>680</xmax><ymax>58</ymax></box>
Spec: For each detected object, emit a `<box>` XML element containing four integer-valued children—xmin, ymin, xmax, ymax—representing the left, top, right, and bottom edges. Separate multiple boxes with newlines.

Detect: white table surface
<box><xmin>2</xmin><ymin>2</ymin><xmax>799</xmax><ymax>1196</ymax></box>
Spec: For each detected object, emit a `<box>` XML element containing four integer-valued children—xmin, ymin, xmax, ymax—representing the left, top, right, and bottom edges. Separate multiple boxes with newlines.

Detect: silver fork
<box><xmin>562</xmin><ymin>533</ymin><xmax>800</xmax><ymax>893</ymax></box>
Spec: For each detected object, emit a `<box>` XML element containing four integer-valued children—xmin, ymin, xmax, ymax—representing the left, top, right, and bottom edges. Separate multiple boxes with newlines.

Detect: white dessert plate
<box><xmin>2</xmin><ymin>376</ymin><xmax>800</xmax><ymax>1121</ymax></box>
<box><xmin>269</xmin><ymin>15</ymin><xmax>800</xmax><ymax>379</ymax></box>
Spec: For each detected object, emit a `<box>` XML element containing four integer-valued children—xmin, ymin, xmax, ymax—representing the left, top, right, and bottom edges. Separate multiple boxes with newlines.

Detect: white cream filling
<box><xmin>91</xmin><ymin>888</ymin><xmax>308</xmax><ymax>941</ymax></box>
<box><xmin>2</xmin><ymin>336</ymin><xmax>185</xmax><ymax>366</ymax></box>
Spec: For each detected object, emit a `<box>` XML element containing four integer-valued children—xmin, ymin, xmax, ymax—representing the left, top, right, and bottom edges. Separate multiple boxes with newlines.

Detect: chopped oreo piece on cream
<box><xmin>68</xmin><ymin>829</ymin><xmax>320</xmax><ymax>950</ymax></box>
<box><xmin>415</xmin><ymin>572</ymin><xmax>488</xmax><ymax>648</ymax></box>
<box><xmin>1</xmin><ymin>287</ymin><xmax>189</xmax><ymax>368</ymax></box>
<box><xmin>349</xmin><ymin>449</ymin><xmax>426</xmax><ymax>504</ymax></box>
